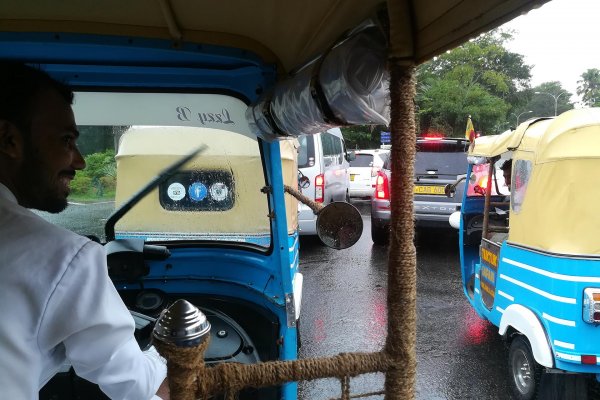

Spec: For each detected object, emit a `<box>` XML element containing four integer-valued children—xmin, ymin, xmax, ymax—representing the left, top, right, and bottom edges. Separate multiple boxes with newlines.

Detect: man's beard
<box><xmin>17</xmin><ymin>143</ymin><xmax>70</xmax><ymax>214</ymax></box>
<box><xmin>20</xmin><ymin>166</ymin><xmax>70</xmax><ymax>213</ymax></box>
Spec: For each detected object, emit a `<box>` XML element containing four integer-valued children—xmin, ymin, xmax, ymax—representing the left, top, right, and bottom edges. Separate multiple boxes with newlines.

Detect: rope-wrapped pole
<box><xmin>384</xmin><ymin>0</ymin><xmax>418</xmax><ymax>396</ymax></box>
<box><xmin>384</xmin><ymin>61</ymin><xmax>417</xmax><ymax>399</ymax></box>
<box><xmin>154</xmin><ymin>340</ymin><xmax>210</xmax><ymax>400</ymax></box>
<box><xmin>284</xmin><ymin>184</ymin><xmax>323</xmax><ymax>214</ymax></box>
<box><xmin>195</xmin><ymin>351</ymin><xmax>391</xmax><ymax>398</ymax></box>
<box><xmin>152</xmin><ymin>300</ymin><xmax>212</xmax><ymax>400</ymax></box>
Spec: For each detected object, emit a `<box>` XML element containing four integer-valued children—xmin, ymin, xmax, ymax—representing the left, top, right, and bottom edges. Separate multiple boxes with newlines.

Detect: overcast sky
<box><xmin>501</xmin><ymin>0</ymin><xmax>600</xmax><ymax>103</ymax></box>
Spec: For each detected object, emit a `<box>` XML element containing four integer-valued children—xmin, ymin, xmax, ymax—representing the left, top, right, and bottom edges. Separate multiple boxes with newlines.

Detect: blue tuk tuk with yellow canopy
<box><xmin>451</xmin><ymin>108</ymin><xmax>600</xmax><ymax>399</ymax></box>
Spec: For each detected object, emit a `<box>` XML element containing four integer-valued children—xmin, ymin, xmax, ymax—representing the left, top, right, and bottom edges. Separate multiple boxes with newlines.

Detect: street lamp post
<box><xmin>516</xmin><ymin>110</ymin><xmax>533</xmax><ymax>126</ymax></box>
<box><xmin>534</xmin><ymin>91</ymin><xmax>568</xmax><ymax>116</ymax></box>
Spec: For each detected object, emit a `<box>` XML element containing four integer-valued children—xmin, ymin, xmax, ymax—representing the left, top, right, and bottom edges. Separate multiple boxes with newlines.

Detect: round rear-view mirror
<box><xmin>444</xmin><ymin>184</ymin><xmax>455</xmax><ymax>197</ymax></box>
<box><xmin>316</xmin><ymin>202</ymin><xmax>363</xmax><ymax>249</ymax></box>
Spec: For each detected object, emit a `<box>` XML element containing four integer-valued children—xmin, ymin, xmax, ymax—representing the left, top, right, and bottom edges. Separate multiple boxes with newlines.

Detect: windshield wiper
<box><xmin>104</xmin><ymin>145</ymin><xmax>208</xmax><ymax>242</ymax></box>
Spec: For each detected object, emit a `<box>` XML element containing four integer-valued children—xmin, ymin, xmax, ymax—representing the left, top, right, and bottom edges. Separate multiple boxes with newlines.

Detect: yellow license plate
<box><xmin>350</xmin><ymin>174</ymin><xmax>356</xmax><ymax>181</ymax></box>
<box><xmin>414</xmin><ymin>185</ymin><xmax>445</xmax><ymax>195</ymax></box>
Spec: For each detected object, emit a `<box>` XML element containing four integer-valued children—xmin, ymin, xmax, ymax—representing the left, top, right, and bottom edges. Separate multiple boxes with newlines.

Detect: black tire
<box><xmin>296</xmin><ymin>318</ymin><xmax>302</xmax><ymax>350</ymax></box>
<box><xmin>509</xmin><ymin>335</ymin><xmax>543</xmax><ymax>400</ymax></box>
<box><xmin>345</xmin><ymin>190</ymin><xmax>350</xmax><ymax>203</ymax></box>
<box><xmin>371</xmin><ymin>219</ymin><xmax>389</xmax><ymax>245</ymax></box>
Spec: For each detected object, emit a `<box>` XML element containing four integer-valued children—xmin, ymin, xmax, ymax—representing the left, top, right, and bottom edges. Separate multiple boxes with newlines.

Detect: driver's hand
<box><xmin>156</xmin><ymin>377</ymin><xmax>170</xmax><ymax>400</ymax></box>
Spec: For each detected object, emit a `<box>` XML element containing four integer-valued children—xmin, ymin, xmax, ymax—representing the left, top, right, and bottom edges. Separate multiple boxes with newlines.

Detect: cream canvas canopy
<box><xmin>1</xmin><ymin>0</ymin><xmax>549</xmax><ymax>71</ymax></box>
<box><xmin>470</xmin><ymin>109</ymin><xmax>600</xmax><ymax>256</ymax></box>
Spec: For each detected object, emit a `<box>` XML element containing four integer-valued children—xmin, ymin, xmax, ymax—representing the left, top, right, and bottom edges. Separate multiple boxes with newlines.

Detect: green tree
<box><xmin>526</xmin><ymin>82</ymin><xmax>573</xmax><ymax>119</ymax></box>
<box><xmin>577</xmin><ymin>68</ymin><xmax>600</xmax><ymax>107</ymax></box>
<box><xmin>70</xmin><ymin>149</ymin><xmax>116</xmax><ymax>199</ymax></box>
<box><xmin>417</xmin><ymin>29</ymin><xmax>532</xmax><ymax>136</ymax></box>
<box><xmin>341</xmin><ymin>126</ymin><xmax>383</xmax><ymax>149</ymax></box>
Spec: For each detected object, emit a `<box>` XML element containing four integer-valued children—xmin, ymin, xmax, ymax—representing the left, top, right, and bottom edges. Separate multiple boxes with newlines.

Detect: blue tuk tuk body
<box><xmin>457</xmin><ymin>112</ymin><xmax>600</xmax><ymax>397</ymax></box>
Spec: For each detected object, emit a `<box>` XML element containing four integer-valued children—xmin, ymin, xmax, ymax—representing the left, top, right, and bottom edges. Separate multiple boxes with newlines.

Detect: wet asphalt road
<box><xmin>297</xmin><ymin>200</ymin><xmax>513</xmax><ymax>400</ymax></box>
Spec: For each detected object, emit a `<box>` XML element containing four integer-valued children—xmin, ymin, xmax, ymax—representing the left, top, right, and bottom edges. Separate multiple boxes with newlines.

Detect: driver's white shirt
<box><xmin>0</xmin><ymin>183</ymin><xmax>167</xmax><ymax>399</ymax></box>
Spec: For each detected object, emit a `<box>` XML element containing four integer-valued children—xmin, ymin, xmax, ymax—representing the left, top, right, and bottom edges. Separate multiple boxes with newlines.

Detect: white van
<box><xmin>297</xmin><ymin>128</ymin><xmax>351</xmax><ymax>235</ymax></box>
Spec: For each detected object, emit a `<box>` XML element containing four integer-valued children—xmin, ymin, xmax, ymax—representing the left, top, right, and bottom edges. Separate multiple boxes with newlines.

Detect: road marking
<box><xmin>68</xmin><ymin>201</ymin><xmax>115</xmax><ymax>206</ymax></box>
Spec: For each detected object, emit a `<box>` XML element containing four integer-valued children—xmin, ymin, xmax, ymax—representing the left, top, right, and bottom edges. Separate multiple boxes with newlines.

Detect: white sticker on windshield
<box><xmin>210</xmin><ymin>182</ymin><xmax>229</xmax><ymax>202</ymax></box>
<box><xmin>167</xmin><ymin>183</ymin><xmax>186</xmax><ymax>201</ymax></box>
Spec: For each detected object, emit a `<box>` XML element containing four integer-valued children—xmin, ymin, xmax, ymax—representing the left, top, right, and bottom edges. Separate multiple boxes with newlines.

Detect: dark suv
<box><xmin>370</xmin><ymin>137</ymin><xmax>469</xmax><ymax>244</ymax></box>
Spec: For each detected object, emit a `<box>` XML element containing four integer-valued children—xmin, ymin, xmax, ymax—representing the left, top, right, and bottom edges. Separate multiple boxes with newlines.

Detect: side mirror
<box><xmin>444</xmin><ymin>174</ymin><xmax>467</xmax><ymax>198</ymax></box>
<box><xmin>444</xmin><ymin>184</ymin><xmax>455</xmax><ymax>198</ymax></box>
<box><xmin>316</xmin><ymin>202</ymin><xmax>363</xmax><ymax>249</ymax></box>
<box><xmin>284</xmin><ymin>185</ymin><xmax>362</xmax><ymax>249</ymax></box>
<box><xmin>298</xmin><ymin>175</ymin><xmax>310</xmax><ymax>189</ymax></box>
<box><xmin>449</xmin><ymin>211</ymin><xmax>461</xmax><ymax>230</ymax></box>
<box><xmin>345</xmin><ymin>151</ymin><xmax>356</xmax><ymax>162</ymax></box>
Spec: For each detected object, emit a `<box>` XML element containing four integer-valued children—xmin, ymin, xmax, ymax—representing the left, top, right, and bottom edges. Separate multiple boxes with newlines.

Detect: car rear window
<box><xmin>298</xmin><ymin>134</ymin><xmax>315</xmax><ymax>168</ymax></box>
<box><xmin>350</xmin><ymin>153</ymin><xmax>374</xmax><ymax>167</ymax></box>
<box><xmin>415</xmin><ymin>140</ymin><xmax>468</xmax><ymax>176</ymax></box>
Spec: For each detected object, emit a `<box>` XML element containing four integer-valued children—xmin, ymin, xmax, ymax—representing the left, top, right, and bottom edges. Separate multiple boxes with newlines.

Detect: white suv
<box><xmin>297</xmin><ymin>128</ymin><xmax>351</xmax><ymax>235</ymax></box>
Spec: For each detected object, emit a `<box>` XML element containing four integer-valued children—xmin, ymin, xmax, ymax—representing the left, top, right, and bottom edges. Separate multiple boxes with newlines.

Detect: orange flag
<box><xmin>465</xmin><ymin>115</ymin><xmax>475</xmax><ymax>141</ymax></box>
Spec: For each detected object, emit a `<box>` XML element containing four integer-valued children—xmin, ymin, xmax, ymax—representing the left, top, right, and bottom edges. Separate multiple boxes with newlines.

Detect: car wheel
<box><xmin>345</xmin><ymin>190</ymin><xmax>350</xmax><ymax>203</ymax></box>
<box><xmin>508</xmin><ymin>336</ymin><xmax>543</xmax><ymax>400</ymax></box>
<box><xmin>371</xmin><ymin>218</ymin><xmax>389</xmax><ymax>245</ymax></box>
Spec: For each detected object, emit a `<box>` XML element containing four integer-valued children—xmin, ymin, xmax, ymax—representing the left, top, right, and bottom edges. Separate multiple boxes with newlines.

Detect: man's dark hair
<box><xmin>500</xmin><ymin>159</ymin><xmax>512</xmax><ymax>171</ymax></box>
<box><xmin>0</xmin><ymin>61</ymin><xmax>74</xmax><ymax>133</ymax></box>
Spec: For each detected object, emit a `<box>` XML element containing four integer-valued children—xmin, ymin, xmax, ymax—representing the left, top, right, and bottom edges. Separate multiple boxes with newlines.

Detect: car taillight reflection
<box><xmin>374</xmin><ymin>171</ymin><xmax>390</xmax><ymax>200</ymax></box>
<box><xmin>467</xmin><ymin>163</ymin><xmax>496</xmax><ymax>197</ymax></box>
<box><xmin>315</xmin><ymin>174</ymin><xmax>324</xmax><ymax>203</ymax></box>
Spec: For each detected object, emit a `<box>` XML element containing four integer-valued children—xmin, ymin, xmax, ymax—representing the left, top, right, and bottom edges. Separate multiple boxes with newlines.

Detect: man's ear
<box><xmin>0</xmin><ymin>120</ymin><xmax>23</xmax><ymax>159</ymax></box>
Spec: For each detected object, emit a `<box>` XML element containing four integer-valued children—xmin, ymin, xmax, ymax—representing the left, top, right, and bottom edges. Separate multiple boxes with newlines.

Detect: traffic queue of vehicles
<box><xmin>370</xmin><ymin>137</ymin><xmax>469</xmax><ymax>244</ymax></box>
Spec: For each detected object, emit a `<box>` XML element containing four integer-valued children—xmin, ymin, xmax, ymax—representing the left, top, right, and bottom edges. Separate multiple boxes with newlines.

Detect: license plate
<box><xmin>350</xmin><ymin>174</ymin><xmax>357</xmax><ymax>181</ymax></box>
<box><xmin>414</xmin><ymin>185</ymin><xmax>445</xmax><ymax>195</ymax></box>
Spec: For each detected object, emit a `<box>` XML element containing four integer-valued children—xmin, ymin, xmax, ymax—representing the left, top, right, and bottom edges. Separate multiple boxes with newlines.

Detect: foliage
<box><xmin>577</xmin><ymin>68</ymin><xmax>600</xmax><ymax>108</ymax></box>
<box><xmin>416</xmin><ymin>29</ymin><xmax>532</xmax><ymax>136</ymax></box>
<box><xmin>70</xmin><ymin>149</ymin><xmax>116</xmax><ymax>199</ymax></box>
<box><xmin>70</xmin><ymin>175</ymin><xmax>92</xmax><ymax>195</ymax></box>
<box><xmin>84</xmin><ymin>150</ymin><xmax>116</xmax><ymax>181</ymax></box>
<box><xmin>341</xmin><ymin>126</ymin><xmax>385</xmax><ymax>149</ymax></box>
<box><xmin>521</xmin><ymin>82</ymin><xmax>574</xmax><ymax>121</ymax></box>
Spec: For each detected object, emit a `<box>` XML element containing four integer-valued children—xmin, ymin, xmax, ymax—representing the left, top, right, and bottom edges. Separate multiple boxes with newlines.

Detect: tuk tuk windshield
<box><xmin>36</xmin><ymin>92</ymin><xmax>272</xmax><ymax>249</ymax></box>
<box><xmin>466</xmin><ymin>160</ymin><xmax>510</xmax><ymax>197</ymax></box>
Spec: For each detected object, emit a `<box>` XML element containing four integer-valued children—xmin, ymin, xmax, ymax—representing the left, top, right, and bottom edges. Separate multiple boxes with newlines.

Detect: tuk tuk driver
<box><xmin>0</xmin><ymin>62</ymin><xmax>169</xmax><ymax>399</ymax></box>
<box><xmin>500</xmin><ymin>159</ymin><xmax>512</xmax><ymax>187</ymax></box>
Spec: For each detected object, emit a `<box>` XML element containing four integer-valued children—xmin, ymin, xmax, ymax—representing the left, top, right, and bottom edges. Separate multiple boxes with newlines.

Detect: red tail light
<box><xmin>582</xmin><ymin>355</ymin><xmax>597</xmax><ymax>365</ymax></box>
<box><xmin>315</xmin><ymin>174</ymin><xmax>324</xmax><ymax>203</ymax></box>
<box><xmin>374</xmin><ymin>171</ymin><xmax>390</xmax><ymax>200</ymax></box>
<box><xmin>479</xmin><ymin>176</ymin><xmax>489</xmax><ymax>189</ymax></box>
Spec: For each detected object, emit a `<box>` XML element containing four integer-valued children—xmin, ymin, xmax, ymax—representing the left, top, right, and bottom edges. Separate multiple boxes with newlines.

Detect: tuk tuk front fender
<box><xmin>499</xmin><ymin>304</ymin><xmax>553</xmax><ymax>368</ymax></box>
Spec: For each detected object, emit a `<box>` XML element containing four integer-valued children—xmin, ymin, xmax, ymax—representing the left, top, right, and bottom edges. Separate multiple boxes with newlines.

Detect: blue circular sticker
<box><xmin>188</xmin><ymin>182</ymin><xmax>207</xmax><ymax>202</ymax></box>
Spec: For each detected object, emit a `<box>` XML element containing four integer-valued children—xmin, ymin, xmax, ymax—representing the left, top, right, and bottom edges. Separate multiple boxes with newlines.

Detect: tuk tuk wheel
<box><xmin>509</xmin><ymin>335</ymin><xmax>542</xmax><ymax>400</ymax></box>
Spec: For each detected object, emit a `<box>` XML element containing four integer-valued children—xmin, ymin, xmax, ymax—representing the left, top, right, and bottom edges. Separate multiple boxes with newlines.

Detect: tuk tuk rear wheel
<box><xmin>509</xmin><ymin>335</ymin><xmax>542</xmax><ymax>400</ymax></box>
